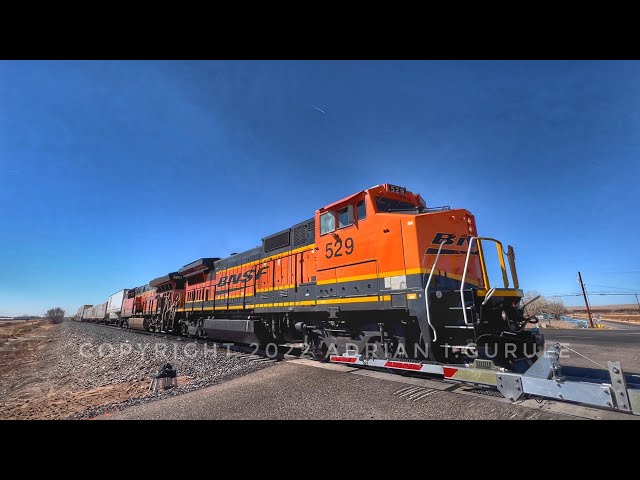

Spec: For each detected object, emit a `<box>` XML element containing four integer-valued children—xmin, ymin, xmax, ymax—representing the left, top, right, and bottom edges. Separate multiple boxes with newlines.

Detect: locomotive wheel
<box><xmin>310</xmin><ymin>342</ymin><xmax>330</xmax><ymax>362</ymax></box>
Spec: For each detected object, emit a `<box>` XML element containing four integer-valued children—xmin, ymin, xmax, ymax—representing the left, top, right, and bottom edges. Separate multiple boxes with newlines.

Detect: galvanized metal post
<box><xmin>578</xmin><ymin>271</ymin><xmax>595</xmax><ymax>329</ymax></box>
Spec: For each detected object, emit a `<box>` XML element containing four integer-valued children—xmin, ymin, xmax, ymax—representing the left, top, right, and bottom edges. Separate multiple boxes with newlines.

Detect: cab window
<box><xmin>357</xmin><ymin>199</ymin><xmax>366</xmax><ymax>221</ymax></box>
<box><xmin>337</xmin><ymin>205</ymin><xmax>354</xmax><ymax>228</ymax></box>
<box><xmin>375</xmin><ymin>196</ymin><xmax>417</xmax><ymax>212</ymax></box>
<box><xmin>320</xmin><ymin>212</ymin><xmax>335</xmax><ymax>234</ymax></box>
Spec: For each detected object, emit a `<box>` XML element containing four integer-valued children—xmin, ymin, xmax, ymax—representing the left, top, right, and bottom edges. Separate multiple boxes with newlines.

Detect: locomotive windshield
<box><xmin>375</xmin><ymin>196</ymin><xmax>424</xmax><ymax>213</ymax></box>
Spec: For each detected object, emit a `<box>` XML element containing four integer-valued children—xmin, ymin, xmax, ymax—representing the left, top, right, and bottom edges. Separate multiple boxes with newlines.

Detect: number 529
<box><xmin>325</xmin><ymin>237</ymin><xmax>354</xmax><ymax>258</ymax></box>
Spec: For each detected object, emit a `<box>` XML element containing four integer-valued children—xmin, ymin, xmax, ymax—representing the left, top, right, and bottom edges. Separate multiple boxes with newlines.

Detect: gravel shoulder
<box><xmin>0</xmin><ymin>320</ymin><xmax>275</xmax><ymax>419</ymax></box>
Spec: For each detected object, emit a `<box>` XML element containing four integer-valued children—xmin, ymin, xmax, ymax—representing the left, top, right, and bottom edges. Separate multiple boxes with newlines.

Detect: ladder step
<box><xmin>444</xmin><ymin>325</ymin><xmax>475</xmax><ymax>329</ymax></box>
<box><xmin>449</xmin><ymin>306</ymin><xmax>473</xmax><ymax>310</ymax></box>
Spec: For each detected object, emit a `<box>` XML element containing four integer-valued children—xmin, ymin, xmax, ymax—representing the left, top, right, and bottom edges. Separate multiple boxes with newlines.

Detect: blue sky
<box><xmin>1</xmin><ymin>60</ymin><xmax>639</xmax><ymax>316</ymax></box>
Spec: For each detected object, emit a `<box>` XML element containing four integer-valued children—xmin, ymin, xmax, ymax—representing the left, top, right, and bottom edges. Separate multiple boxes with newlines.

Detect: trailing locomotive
<box><xmin>77</xmin><ymin>183</ymin><xmax>543</xmax><ymax>372</ymax></box>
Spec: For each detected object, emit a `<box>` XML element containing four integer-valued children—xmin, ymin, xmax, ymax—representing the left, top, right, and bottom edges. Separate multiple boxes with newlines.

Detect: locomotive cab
<box><xmin>312</xmin><ymin>183</ymin><xmax>543</xmax><ymax>371</ymax></box>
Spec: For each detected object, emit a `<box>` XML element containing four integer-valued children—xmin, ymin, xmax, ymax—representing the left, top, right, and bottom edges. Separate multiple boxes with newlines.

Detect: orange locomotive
<box><xmin>153</xmin><ymin>183</ymin><xmax>543</xmax><ymax>371</ymax></box>
<box><xmin>121</xmin><ymin>274</ymin><xmax>185</xmax><ymax>331</ymax></box>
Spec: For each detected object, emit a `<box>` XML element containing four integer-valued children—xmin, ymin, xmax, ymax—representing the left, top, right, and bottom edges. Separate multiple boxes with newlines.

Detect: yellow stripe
<box><xmin>406</xmin><ymin>268</ymin><xmax>483</xmax><ymax>287</ymax></box>
<box><xmin>477</xmin><ymin>288</ymin><xmax>523</xmax><ymax>297</ymax></box>
<box><xmin>296</xmin><ymin>300</ymin><xmax>316</xmax><ymax>306</ymax></box>
<box><xmin>256</xmin><ymin>284</ymin><xmax>295</xmax><ymax>293</ymax></box>
<box><xmin>316</xmin><ymin>268</ymin><xmax>482</xmax><ymax>287</ymax></box>
<box><xmin>191</xmin><ymin>251</ymin><xmax>482</xmax><ymax>295</ymax></box>
<box><xmin>317</xmin><ymin>274</ymin><xmax>374</xmax><ymax>286</ymax></box>
<box><xmin>185</xmin><ymin>270</ymin><xmax>483</xmax><ymax>308</ymax></box>
<box><xmin>404</xmin><ymin>268</ymin><xmax>424</xmax><ymax>275</ymax></box>
<box><xmin>214</xmin><ymin>292</ymin><xmax>258</xmax><ymax>300</ymax></box>
<box><xmin>317</xmin><ymin>295</ymin><xmax>389</xmax><ymax>305</ymax></box>
<box><xmin>379</xmin><ymin>269</ymin><xmax>407</xmax><ymax>277</ymax></box>
<box><xmin>214</xmin><ymin>244</ymin><xmax>316</xmax><ymax>276</ymax></box>
<box><xmin>213</xmin><ymin>286</ymin><xmax>295</xmax><ymax>301</ymax></box>
<box><xmin>316</xmin><ymin>269</ymin><xmax>405</xmax><ymax>286</ymax></box>
<box><xmin>178</xmin><ymin>295</ymin><xmax>386</xmax><ymax>312</ymax></box>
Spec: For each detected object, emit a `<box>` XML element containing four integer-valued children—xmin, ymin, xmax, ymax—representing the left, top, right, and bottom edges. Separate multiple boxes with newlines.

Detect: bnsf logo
<box><xmin>216</xmin><ymin>265</ymin><xmax>270</xmax><ymax>287</ymax></box>
<box><xmin>431</xmin><ymin>232</ymin><xmax>471</xmax><ymax>247</ymax></box>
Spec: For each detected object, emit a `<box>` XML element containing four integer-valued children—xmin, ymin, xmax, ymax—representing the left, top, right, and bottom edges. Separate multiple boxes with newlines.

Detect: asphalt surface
<box><xmin>600</xmin><ymin>319</ymin><xmax>640</xmax><ymax>331</ymax></box>
<box><xmin>103</xmin><ymin>323</ymin><xmax>640</xmax><ymax>421</ymax></box>
<box><xmin>543</xmin><ymin>325</ymin><xmax>640</xmax><ymax>373</ymax></box>
<box><xmin>109</xmin><ymin>360</ymin><xmax>574</xmax><ymax>420</ymax></box>
<box><xmin>544</xmin><ymin>327</ymin><xmax>640</xmax><ymax>347</ymax></box>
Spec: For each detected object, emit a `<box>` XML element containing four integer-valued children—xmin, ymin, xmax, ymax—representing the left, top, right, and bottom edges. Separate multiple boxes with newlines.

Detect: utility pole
<box><xmin>578</xmin><ymin>271</ymin><xmax>595</xmax><ymax>328</ymax></box>
<box><xmin>636</xmin><ymin>293</ymin><xmax>640</xmax><ymax>313</ymax></box>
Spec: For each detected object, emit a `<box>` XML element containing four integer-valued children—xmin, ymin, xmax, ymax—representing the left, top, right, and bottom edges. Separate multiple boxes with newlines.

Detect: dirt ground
<box><xmin>598</xmin><ymin>313</ymin><xmax>640</xmax><ymax>323</ymax></box>
<box><xmin>0</xmin><ymin>321</ymin><xmax>191</xmax><ymax>420</ymax></box>
<box><xmin>566</xmin><ymin>313</ymin><xmax>640</xmax><ymax>324</ymax></box>
<box><xmin>568</xmin><ymin>305</ymin><xmax>640</xmax><ymax>324</ymax></box>
<box><xmin>0</xmin><ymin>319</ymin><xmax>268</xmax><ymax>420</ymax></box>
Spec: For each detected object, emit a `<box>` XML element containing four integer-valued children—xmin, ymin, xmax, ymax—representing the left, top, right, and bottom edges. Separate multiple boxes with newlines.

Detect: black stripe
<box><xmin>426</xmin><ymin>248</ymin><xmax>479</xmax><ymax>255</ymax></box>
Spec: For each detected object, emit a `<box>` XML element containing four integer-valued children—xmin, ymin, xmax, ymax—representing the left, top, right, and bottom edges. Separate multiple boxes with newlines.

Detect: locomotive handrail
<box><xmin>424</xmin><ymin>242</ymin><xmax>445</xmax><ymax>342</ymax></box>
<box><xmin>461</xmin><ymin>237</ymin><xmax>510</xmax><ymax>325</ymax></box>
<box><xmin>481</xmin><ymin>287</ymin><xmax>496</xmax><ymax>306</ymax></box>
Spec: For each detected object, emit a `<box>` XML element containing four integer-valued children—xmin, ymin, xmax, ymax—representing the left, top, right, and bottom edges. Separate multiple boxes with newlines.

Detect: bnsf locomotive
<box><xmin>76</xmin><ymin>183</ymin><xmax>543</xmax><ymax>371</ymax></box>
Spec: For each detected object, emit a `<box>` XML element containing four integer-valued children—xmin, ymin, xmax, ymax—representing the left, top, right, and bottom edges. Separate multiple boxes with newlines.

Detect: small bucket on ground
<box><xmin>149</xmin><ymin>363</ymin><xmax>178</xmax><ymax>393</ymax></box>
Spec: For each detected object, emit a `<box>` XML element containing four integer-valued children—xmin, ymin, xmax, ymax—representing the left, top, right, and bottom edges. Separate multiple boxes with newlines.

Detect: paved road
<box><xmin>544</xmin><ymin>327</ymin><xmax>640</xmax><ymax>347</ymax></box>
<box><xmin>561</xmin><ymin>316</ymin><xmax>640</xmax><ymax>331</ymax></box>
<box><xmin>600</xmin><ymin>320</ymin><xmax>640</xmax><ymax>331</ymax></box>
<box><xmin>109</xmin><ymin>360</ymin><xmax>576</xmax><ymax>420</ymax></box>
<box><xmin>543</xmin><ymin>326</ymin><xmax>640</xmax><ymax>373</ymax></box>
<box><xmin>103</xmin><ymin>325</ymin><xmax>640</xmax><ymax>421</ymax></box>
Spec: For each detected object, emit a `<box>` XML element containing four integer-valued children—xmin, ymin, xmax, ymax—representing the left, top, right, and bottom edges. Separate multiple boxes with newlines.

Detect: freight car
<box><xmin>105</xmin><ymin>289</ymin><xmax>128</xmax><ymax>324</ymax></box>
<box><xmin>73</xmin><ymin>304</ymin><xmax>93</xmax><ymax>321</ymax></box>
<box><xmin>77</xmin><ymin>183</ymin><xmax>542</xmax><ymax>371</ymax></box>
<box><xmin>82</xmin><ymin>302</ymin><xmax>107</xmax><ymax>323</ymax></box>
<box><xmin>74</xmin><ymin>291</ymin><xmax>128</xmax><ymax>324</ymax></box>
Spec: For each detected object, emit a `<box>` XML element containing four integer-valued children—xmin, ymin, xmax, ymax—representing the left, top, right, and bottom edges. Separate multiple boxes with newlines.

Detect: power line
<box><xmin>584</xmin><ymin>283</ymin><xmax>640</xmax><ymax>292</ymax></box>
<box><xmin>585</xmin><ymin>270</ymin><xmax>640</xmax><ymax>274</ymax></box>
<box><xmin>540</xmin><ymin>292</ymin><xmax>639</xmax><ymax>297</ymax></box>
<box><xmin>587</xmin><ymin>291</ymin><xmax>640</xmax><ymax>295</ymax></box>
<box><xmin>542</xmin><ymin>293</ymin><xmax>582</xmax><ymax>298</ymax></box>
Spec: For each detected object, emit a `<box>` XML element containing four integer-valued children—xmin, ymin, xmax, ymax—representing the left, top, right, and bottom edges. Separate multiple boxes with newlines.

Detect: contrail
<box><xmin>312</xmin><ymin>105</ymin><xmax>326</xmax><ymax>114</ymax></box>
